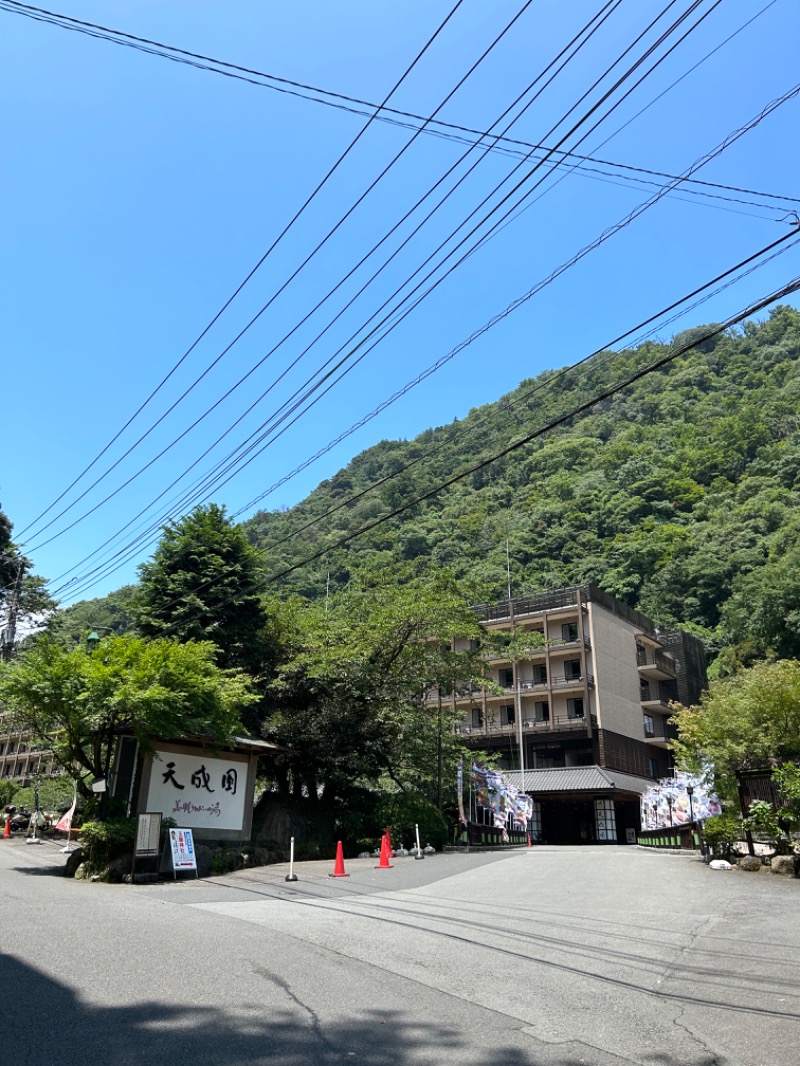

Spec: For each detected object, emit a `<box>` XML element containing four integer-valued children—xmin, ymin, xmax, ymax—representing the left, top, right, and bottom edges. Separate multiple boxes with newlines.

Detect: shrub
<box><xmin>79</xmin><ymin>818</ymin><xmax>136</xmax><ymax>873</ymax></box>
<box><xmin>701</xmin><ymin>813</ymin><xmax>742</xmax><ymax>859</ymax></box>
<box><xmin>377</xmin><ymin>792</ymin><xmax>448</xmax><ymax>851</ymax></box>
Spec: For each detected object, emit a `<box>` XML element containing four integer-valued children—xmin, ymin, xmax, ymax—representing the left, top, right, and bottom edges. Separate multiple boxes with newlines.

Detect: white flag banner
<box><xmin>55</xmin><ymin>798</ymin><xmax>76</xmax><ymax>834</ymax></box>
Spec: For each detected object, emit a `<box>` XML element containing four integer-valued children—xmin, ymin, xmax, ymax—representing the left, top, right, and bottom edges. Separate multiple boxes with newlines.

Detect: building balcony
<box><xmin>457</xmin><ymin>713</ymin><xmax>596</xmax><ymax>738</ymax></box>
<box><xmin>643</xmin><ymin>717</ymin><xmax>678</xmax><ymax>749</ymax></box>
<box><xmin>636</xmin><ymin>647</ymin><xmax>677</xmax><ymax>680</ymax></box>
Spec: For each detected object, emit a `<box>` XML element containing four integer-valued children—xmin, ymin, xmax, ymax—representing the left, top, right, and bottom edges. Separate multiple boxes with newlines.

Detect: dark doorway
<box><xmin>540</xmin><ymin>799</ymin><xmax>596</xmax><ymax>844</ymax></box>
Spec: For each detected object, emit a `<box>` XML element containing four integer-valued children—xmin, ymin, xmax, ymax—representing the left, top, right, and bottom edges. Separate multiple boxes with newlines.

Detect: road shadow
<box><xmin>1</xmin><ymin>952</ymin><xmax>634</xmax><ymax>1066</ymax></box>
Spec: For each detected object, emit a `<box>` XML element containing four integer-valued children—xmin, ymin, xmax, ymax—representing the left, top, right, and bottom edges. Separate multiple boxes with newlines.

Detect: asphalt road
<box><xmin>1</xmin><ymin>837</ymin><xmax>798</xmax><ymax>1066</ymax></box>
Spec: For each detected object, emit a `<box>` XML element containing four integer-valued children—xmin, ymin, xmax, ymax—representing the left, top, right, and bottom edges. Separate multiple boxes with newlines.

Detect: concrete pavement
<box><xmin>1</xmin><ymin>837</ymin><xmax>797</xmax><ymax>1065</ymax></box>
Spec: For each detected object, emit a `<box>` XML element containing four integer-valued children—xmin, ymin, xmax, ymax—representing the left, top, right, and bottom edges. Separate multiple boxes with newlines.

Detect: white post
<box><xmin>285</xmin><ymin>835</ymin><xmax>298</xmax><ymax>881</ymax></box>
<box><xmin>414</xmin><ymin>822</ymin><xmax>424</xmax><ymax>859</ymax></box>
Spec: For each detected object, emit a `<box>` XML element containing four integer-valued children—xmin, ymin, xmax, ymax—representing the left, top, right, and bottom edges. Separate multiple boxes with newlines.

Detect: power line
<box><xmin>52</xmin><ymin>218</ymin><xmax>800</xmax><ymax>604</ymax></box>
<box><xmin>2</xmin><ymin>0</ymin><xmax>793</xmax><ymax>211</ymax></box>
<box><xmin>46</xmin><ymin>10</ymin><xmax>792</xmax><ymax>600</ymax></box>
<box><xmin>237</xmin><ymin>228</ymin><xmax>800</xmax><ymax>530</ymax></box>
<box><xmin>60</xmin><ymin>259</ymin><xmax>800</xmax><ymax>613</ymax></box>
<box><xmin>265</xmin><ymin>275</ymin><xmax>800</xmax><ymax>584</ymax></box>
<box><xmin>26</xmin><ymin>1</ymin><xmax>633</xmax><ymax>556</ymax></box>
<box><xmin>15</xmin><ymin>0</ymin><xmax>470</xmax><ymax>538</ymax></box>
<box><xmin>42</xmin><ymin>0</ymin><xmax>627</xmax><ymax>593</ymax></box>
<box><xmin>21</xmin><ymin>0</ymin><xmax>537</xmax><ymax>548</ymax></box>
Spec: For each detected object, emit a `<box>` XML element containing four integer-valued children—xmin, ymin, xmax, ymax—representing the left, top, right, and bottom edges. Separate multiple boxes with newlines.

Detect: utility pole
<box><xmin>1</xmin><ymin>556</ymin><xmax>25</xmax><ymax>662</ymax></box>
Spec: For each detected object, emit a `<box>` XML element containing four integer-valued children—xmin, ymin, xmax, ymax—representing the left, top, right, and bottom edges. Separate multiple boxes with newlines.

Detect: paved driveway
<box><xmin>1</xmin><ymin>839</ymin><xmax>797</xmax><ymax>1065</ymax></box>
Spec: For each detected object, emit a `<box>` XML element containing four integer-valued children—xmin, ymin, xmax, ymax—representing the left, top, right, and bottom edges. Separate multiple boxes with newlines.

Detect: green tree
<box><xmin>133</xmin><ymin>504</ymin><xmax>268</xmax><ymax>675</ymax></box>
<box><xmin>1</xmin><ymin>504</ymin><xmax>57</xmax><ymax>656</ymax></box>
<box><xmin>43</xmin><ymin>585</ymin><xmax>137</xmax><ymax>647</ymax></box>
<box><xmin>671</xmin><ymin>659</ymin><xmax>800</xmax><ymax>808</ymax></box>
<box><xmin>265</xmin><ymin>569</ymin><xmax>487</xmax><ymax>808</ymax></box>
<box><xmin>0</xmin><ymin>634</ymin><xmax>256</xmax><ymax>803</ymax></box>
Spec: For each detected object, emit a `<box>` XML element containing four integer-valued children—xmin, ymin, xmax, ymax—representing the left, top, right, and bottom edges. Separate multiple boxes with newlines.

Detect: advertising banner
<box><xmin>639</xmin><ymin>770</ymin><xmax>722</xmax><ymax>830</ymax></box>
<box><xmin>471</xmin><ymin>761</ymin><xmax>532</xmax><ymax>832</ymax></box>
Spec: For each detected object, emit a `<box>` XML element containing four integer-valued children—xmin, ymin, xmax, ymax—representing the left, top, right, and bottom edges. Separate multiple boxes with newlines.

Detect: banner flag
<box><xmin>639</xmin><ymin>771</ymin><xmax>722</xmax><ymax>830</ymax></box>
<box><xmin>471</xmin><ymin>761</ymin><xmax>531</xmax><ymax>831</ymax></box>
<box><xmin>55</xmin><ymin>799</ymin><xmax>76</xmax><ymax>835</ymax></box>
<box><xmin>55</xmin><ymin>782</ymin><xmax>78</xmax><ymax>835</ymax></box>
<box><xmin>457</xmin><ymin>760</ymin><xmax>467</xmax><ymax>825</ymax></box>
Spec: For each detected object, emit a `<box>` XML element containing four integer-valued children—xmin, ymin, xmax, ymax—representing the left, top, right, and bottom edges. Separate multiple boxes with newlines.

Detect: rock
<box><xmin>195</xmin><ymin>844</ymin><xmax>213</xmax><ymax>878</ymax></box>
<box><xmin>737</xmin><ymin>855</ymin><xmax>762</xmax><ymax>872</ymax></box>
<box><xmin>709</xmin><ymin>859</ymin><xmax>733</xmax><ymax>870</ymax></box>
<box><xmin>107</xmin><ymin>854</ymin><xmax>133</xmax><ymax>883</ymax></box>
<box><xmin>73</xmin><ymin>862</ymin><xmax>87</xmax><ymax>880</ymax></box>
<box><xmin>64</xmin><ymin>847</ymin><xmax>85</xmax><ymax>878</ymax></box>
<box><xmin>770</xmin><ymin>855</ymin><xmax>796</xmax><ymax>876</ymax></box>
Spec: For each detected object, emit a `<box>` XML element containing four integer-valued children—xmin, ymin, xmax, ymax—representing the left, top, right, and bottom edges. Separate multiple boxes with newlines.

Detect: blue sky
<box><xmin>2</xmin><ymin>0</ymin><xmax>799</xmax><ymax>606</ymax></box>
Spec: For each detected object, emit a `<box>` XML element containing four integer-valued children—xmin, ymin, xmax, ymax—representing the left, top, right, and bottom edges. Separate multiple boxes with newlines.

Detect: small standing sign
<box><xmin>130</xmin><ymin>812</ymin><xmax>163</xmax><ymax>883</ymax></box>
<box><xmin>136</xmin><ymin>812</ymin><xmax>162</xmax><ymax>857</ymax></box>
<box><xmin>161</xmin><ymin>827</ymin><xmax>198</xmax><ymax>879</ymax></box>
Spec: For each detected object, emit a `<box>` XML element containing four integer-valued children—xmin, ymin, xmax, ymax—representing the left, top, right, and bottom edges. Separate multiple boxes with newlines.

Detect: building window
<box><xmin>500</xmin><ymin>704</ymin><xmax>515</xmax><ymax>726</ymax></box>
<box><xmin>471</xmin><ymin>709</ymin><xmax>484</xmax><ymax>729</ymax></box>
<box><xmin>562</xmin><ymin>622</ymin><xmax>579</xmax><ymax>642</ymax></box>
<box><xmin>564</xmin><ymin>659</ymin><xmax>582</xmax><ymax>681</ymax></box>
<box><xmin>532</xmin><ymin>664</ymin><xmax>547</xmax><ymax>685</ymax></box>
<box><xmin>567</xmin><ymin>698</ymin><xmax>584</xmax><ymax>719</ymax></box>
<box><xmin>648</xmin><ymin>757</ymin><xmax>660</xmax><ymax>778</ymax></box>
<box><xmin>499</xmin><ymin>667</ymin><xmax>514</xmax><ymax>688</ymax></box>
<box><xmin>534</xmin><ymin>701</ymin><xmax>549</xmax><ymax>723</ymax></box>
<box><xmin>643</xmin><ymin>714</ymin><xmax>655</xmax><ymax>737</ymax></box>
<box><xmin>595</xmin><ymin>798</ymin><xmax>617</xmax><ymax>841</ymax></box>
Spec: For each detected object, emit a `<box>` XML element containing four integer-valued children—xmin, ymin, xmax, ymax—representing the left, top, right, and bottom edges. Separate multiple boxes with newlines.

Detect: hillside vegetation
<box><xmin>243</xmin><ymin>305</ymin><xmax>800</xmax><ymax>670</ymax></box>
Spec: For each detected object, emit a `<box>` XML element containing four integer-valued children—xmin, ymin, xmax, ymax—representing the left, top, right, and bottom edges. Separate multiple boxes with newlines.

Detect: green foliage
<box><xmin>0</xmin><ymin>634</ymin><xmax>256</xmax><ymax>794</ymax></box>
<box><xmin>0</xmin><ymin>779</ymin><xmax>18</xmax><ymax>807</ymax></box>
<box><xmin>744</xmin><ymin>800</ymin><xmax>797</xmax><ymax>854</ymax></box>
<box><xmin>8</xmin><ymin>777</ymin><xmax>76</xmax><ymax>813</ymax></box>
<box><xmin>378</xmin><ymin>792</ymin><xmax>448</xmax><ymax>851</ymax></box>
<box><xmin>672</xmin><ymin>659</ymin><xmax>800</xmax><ymax>807</ymax></box>
<box><xmin>265</xmin><ymin>568</ymin><xmax>486</xmax><ymax>804</ymax></box>
<box><xmin>79</xmin><ymin>817</ymin><xmax>136</xmax><ymax>873</ymax></box>
<box><xmin>239</xmin><ymin>306</ymin><xmax>800</xmax><ymax>669</ymax></box>
<box><xmin>133</xmin><ymin>504</ymin><xmax>268</xmax><ymax>675</ymax></box>
<box><xmin>701</xmin><ymin>812</ymin><xmax>742</xmax><ymax>859</ymax></box>
<box><xmin>43</xmin><ymin>586</ymin><xmax>138</xmax><ymax>647</ymax></box>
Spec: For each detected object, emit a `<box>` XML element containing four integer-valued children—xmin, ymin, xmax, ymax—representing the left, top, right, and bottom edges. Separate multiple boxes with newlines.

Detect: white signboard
<box><xmin>169</xmin><ymin>828</ymin><xmax>197</xmax><ymax>870</ymax></box>
<box><xmin>145</xmin><ymin>750</ymin><xmax>248</xmax><ymax>831</ymax></box>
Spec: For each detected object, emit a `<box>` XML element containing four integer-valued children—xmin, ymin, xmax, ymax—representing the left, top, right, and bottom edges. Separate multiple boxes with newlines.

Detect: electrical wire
<box><xmin>40</xmin><ymin>0</ymin><xmax>628</xmax><ymax>592</ymax></box>
<box><xmin>21</xmin><ymin>0</ymin><xmax>540</xmax><ymax>548</ymax></box>
<box><xmin>26</xmin><ymin>1</ymin><xmax>633</xmax><ymax>554</ymax></box>
<box><xmin>44</xmin><ymin>4</ymin><xmax>781</xmax><ymax>598</ymax></box>
<box><xmin>14</xmin><ymin>0</ymin><xmax>470</xmax><ymax>538</ymax></box>
<box><xmin>52</xmin><ymin>216</ymin><xmax>800</xmax><ymax>604</ymax></box>
<box><xmin>2</xmin><ymin>0</ymin><xmax>793</xmax><ymax>211</ymax></box>
<box><xmin>58</xmin><ymin>261</ymin><xmax>800</xmax><ymax>611</ymax></box>
<box><xmin>264</xmin><ymin>274</ymin><xmax>800</xmax><ymax>584</ymax></box>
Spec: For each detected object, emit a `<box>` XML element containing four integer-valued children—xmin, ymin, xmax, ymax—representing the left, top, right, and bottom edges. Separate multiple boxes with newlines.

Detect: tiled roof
<box><xmin>504</xmin><ymin>765</ymin><xmax>653</xmax><ymax>795</ymax></box>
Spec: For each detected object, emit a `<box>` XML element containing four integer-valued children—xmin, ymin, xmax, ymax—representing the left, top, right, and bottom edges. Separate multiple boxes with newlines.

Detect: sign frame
<box><xmin>160</xmin><ymin>827</ymin><xmax>199</xmax><ymax>880</ymax></box>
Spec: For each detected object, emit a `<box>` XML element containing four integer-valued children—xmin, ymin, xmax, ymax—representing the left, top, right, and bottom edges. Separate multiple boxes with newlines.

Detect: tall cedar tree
<box><xmin>133</xmin><ymin>504</ymin><xmax>267</xmax><ymax>676</ymax></box>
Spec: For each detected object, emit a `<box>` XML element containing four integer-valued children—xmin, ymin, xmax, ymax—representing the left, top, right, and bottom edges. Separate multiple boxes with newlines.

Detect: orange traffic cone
<box><xmin>384</xmin><ymin>826</ymin><xmax>393</xmax><ymax>854</ymax></box>
<box><xmin>3</xmin><ymin>815</ymin><xmax>11</xmax><ymax>839</ymax></box>
<box><xmin>376</xmin><ymin>835</ymin><xmax>393</xmax><ymax>869</ymax></box>
<box><xmin>329</xmin><ymin>841</ymin><xmax>349</xmax><ymax>878</ymax></box>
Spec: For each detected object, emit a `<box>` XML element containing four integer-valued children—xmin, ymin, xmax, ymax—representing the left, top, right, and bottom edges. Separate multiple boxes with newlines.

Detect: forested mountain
<box><xmin>243</xmin><ymin>305</ymin><xmax>800</xmax><ymax>669</ymax></box>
